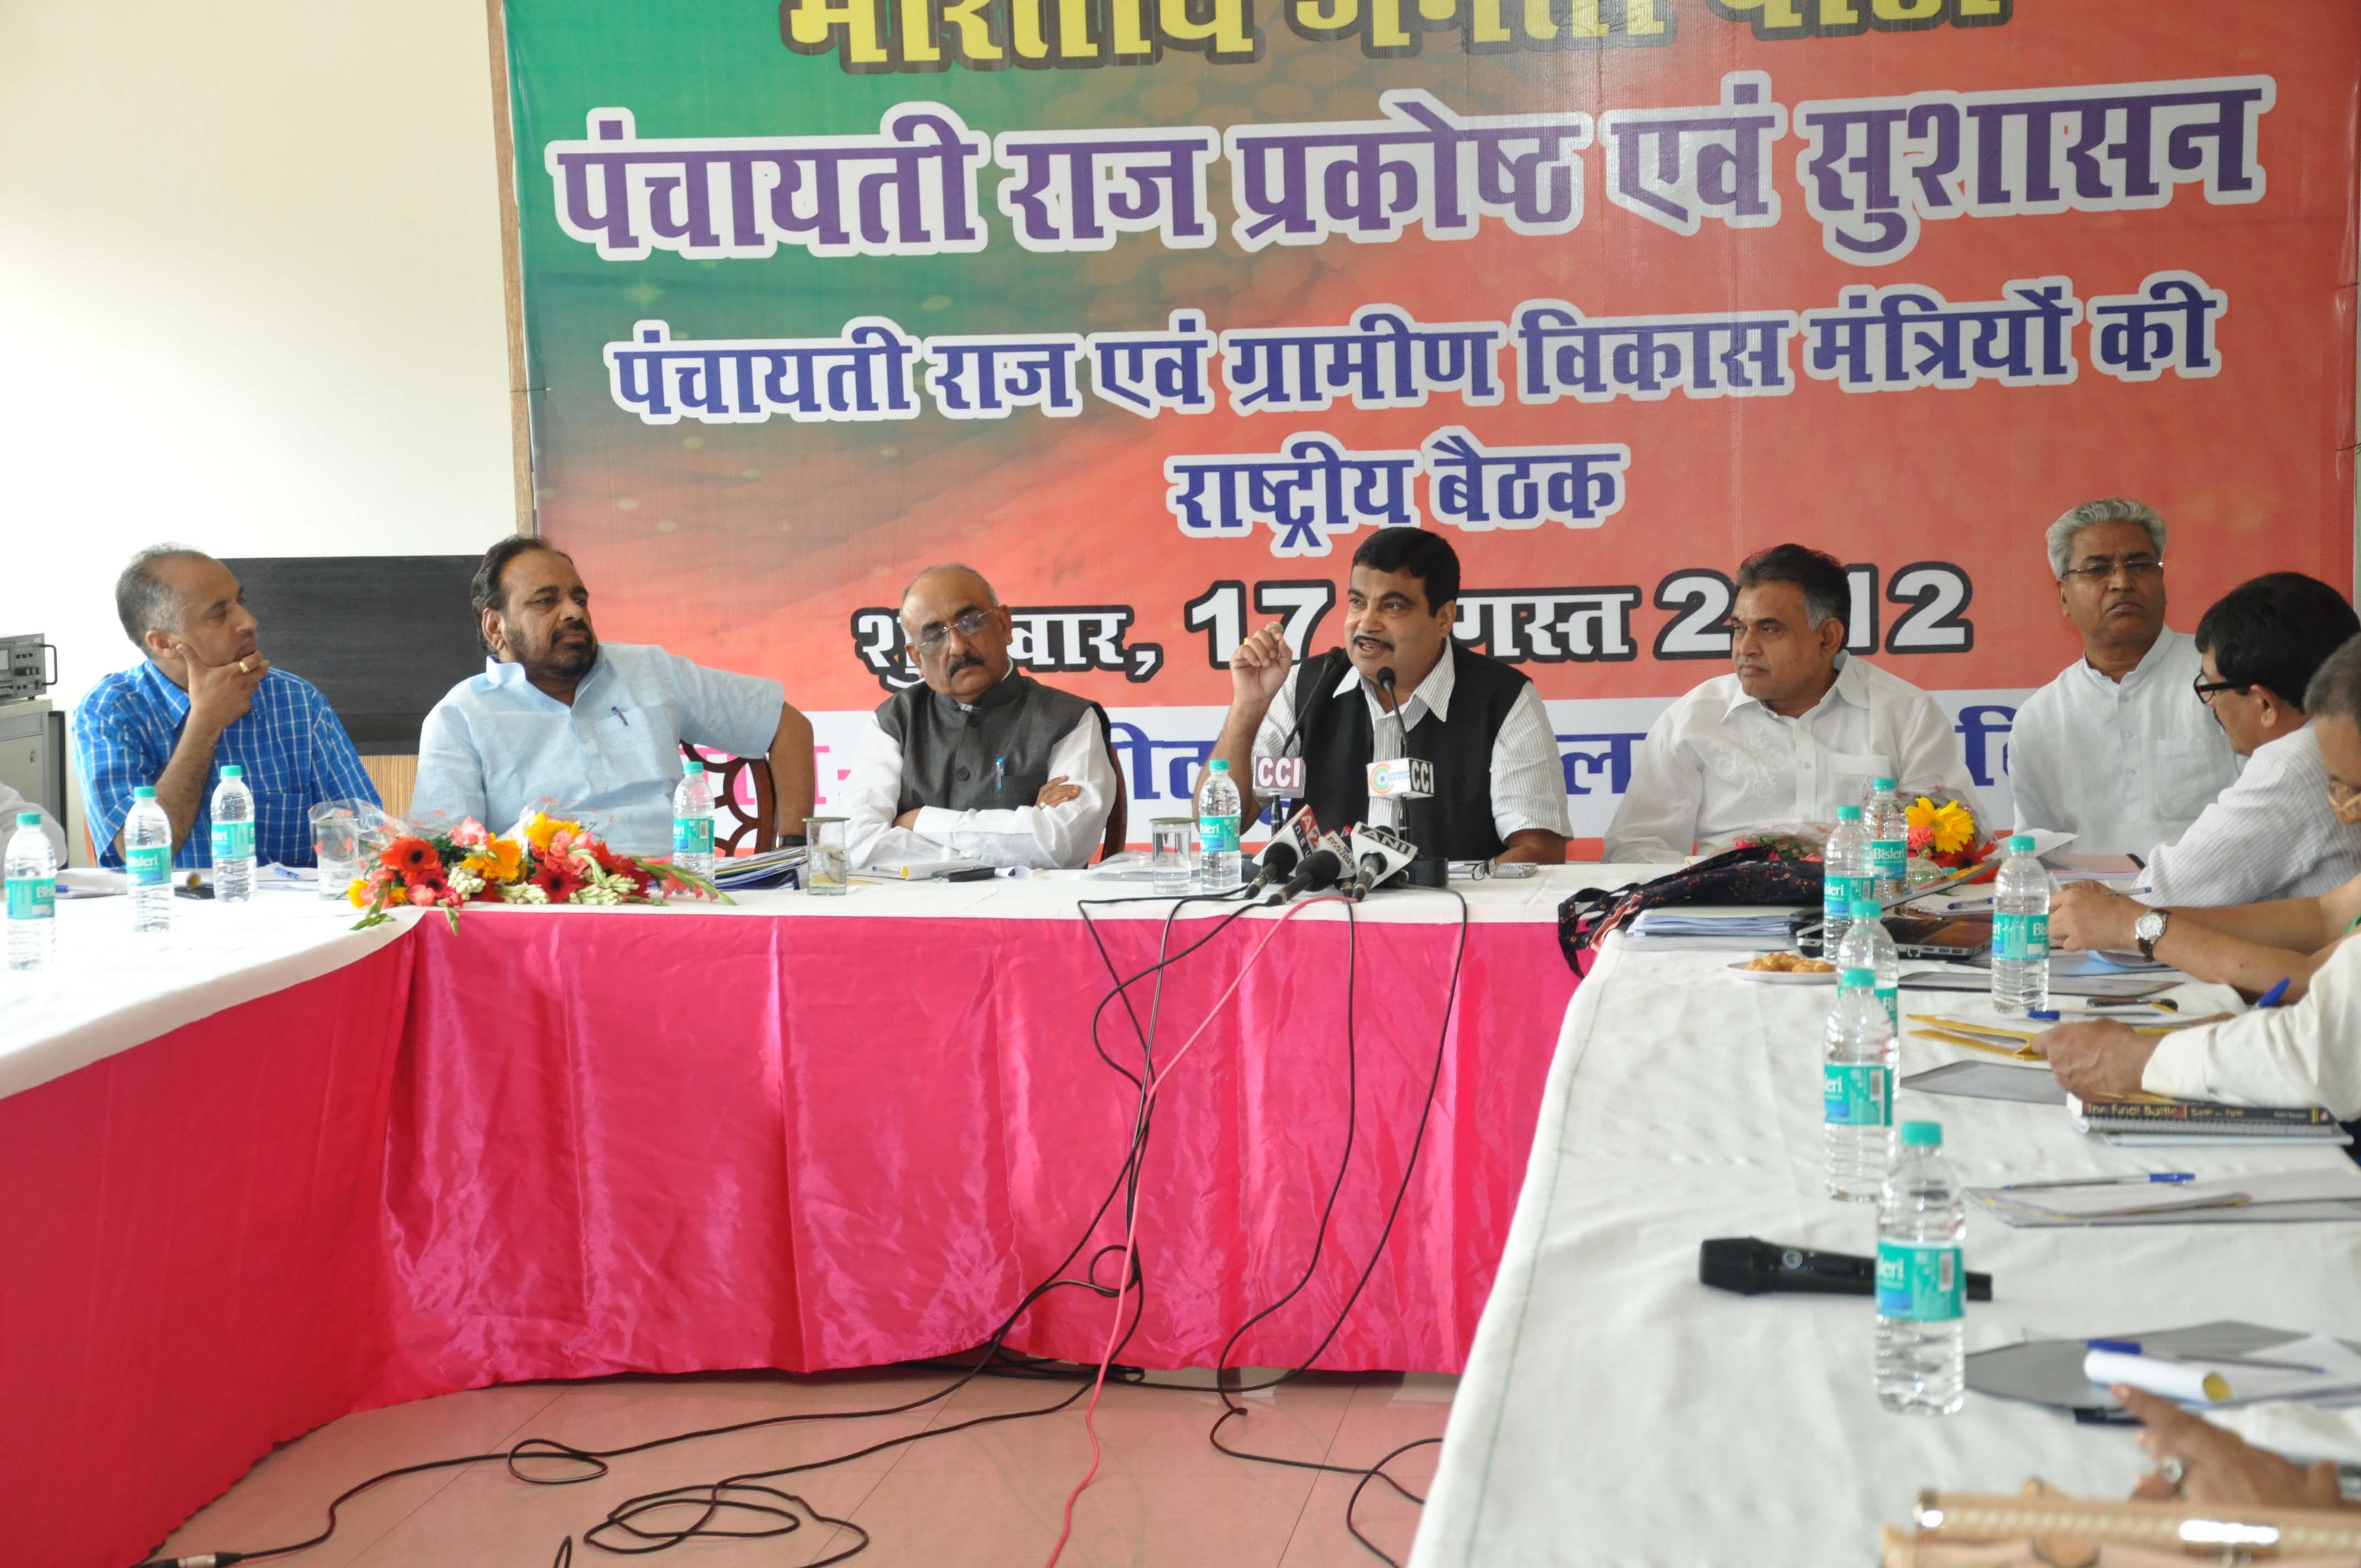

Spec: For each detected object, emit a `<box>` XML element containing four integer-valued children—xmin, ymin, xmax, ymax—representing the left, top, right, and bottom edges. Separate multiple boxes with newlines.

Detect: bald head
<box><xmin>899</xmin><ymin>564</ymin><xmax>1012</xmax><ymax>703</ymax></box>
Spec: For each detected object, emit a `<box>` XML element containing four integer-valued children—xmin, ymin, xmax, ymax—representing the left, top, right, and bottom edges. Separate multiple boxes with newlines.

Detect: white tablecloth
<box><xmin>1411</xmin><ymin>937</ymin><xmax>2361</xmax><ymax>1568</ymax></box>
<box><xmin>0</xmin><ymin>864</ymin><xmax>1625</xmax><ymax>1104</ymax></box>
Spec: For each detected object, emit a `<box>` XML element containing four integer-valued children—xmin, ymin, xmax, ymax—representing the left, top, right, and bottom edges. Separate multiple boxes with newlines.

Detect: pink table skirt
<box><xmin>1</xmin><ymin>906</ymin><xmax>1573</xmax><ymax>1566</ymax></box>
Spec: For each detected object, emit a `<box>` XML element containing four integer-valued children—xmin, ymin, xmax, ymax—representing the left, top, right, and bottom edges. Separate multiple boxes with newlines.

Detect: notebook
<box><xmin>2067</xmin><ymin>1092</ymin><xmax>2353</xmax><ymax>1142</ymax></box>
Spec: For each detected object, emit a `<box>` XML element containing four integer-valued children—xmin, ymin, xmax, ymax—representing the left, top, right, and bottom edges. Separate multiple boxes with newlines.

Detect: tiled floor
<box><xmin>151</xmin><ymin>1366</ymin><xmax>1452</xmax><ymax>1568</ymax></box>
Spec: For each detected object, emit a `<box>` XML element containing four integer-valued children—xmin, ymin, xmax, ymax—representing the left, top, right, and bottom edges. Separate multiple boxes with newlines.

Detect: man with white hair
<box><xmin>2004</xmin><ymin>499</ymin><xmax>2238</xmax><ymax>853</ymax></box>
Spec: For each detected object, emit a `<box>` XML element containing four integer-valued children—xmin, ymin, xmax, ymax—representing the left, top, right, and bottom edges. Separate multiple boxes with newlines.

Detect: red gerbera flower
<box><xmin>530</xmin><ymin>857</ymin><xmax>589</xmax><ymax>903</ymax></box>
<box><xmin>380</xmin><ymin>837</ymin><xmax>439</xmax><ymax>876</ymax></box>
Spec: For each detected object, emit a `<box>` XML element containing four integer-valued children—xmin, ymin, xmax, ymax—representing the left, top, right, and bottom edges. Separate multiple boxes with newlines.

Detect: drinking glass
<box><xmin>1149</xmin><ymin>818</ymin><xmax>1195</xmax><ymax>896</ymax></box>
<box><xmin>803</xmin><ymin>816</ymin><xmax>848</xmax><ymax>896</ymax></box>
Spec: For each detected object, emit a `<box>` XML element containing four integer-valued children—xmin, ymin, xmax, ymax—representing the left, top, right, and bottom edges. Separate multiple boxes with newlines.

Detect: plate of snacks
<box><xmin>1728</xmin><ymin>952</ymin><xmax>1839</xmax><ymax>985</ymax></box>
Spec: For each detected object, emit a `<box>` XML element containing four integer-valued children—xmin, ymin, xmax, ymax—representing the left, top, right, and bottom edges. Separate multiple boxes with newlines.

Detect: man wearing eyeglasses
<box><xmin>840</xmin><ymin>565</ymin><xmax>1115</xmax><ymax>869</ymax></box>
<box><xmin>2035</xmin><ymin>633</ymin><xmax>2361</xmax><ymax>1111</ymax></box>
<box><xmin>2004</xmin><ymin>498</ymin><xmax>2239</xmax><ymax>853</ymax></box>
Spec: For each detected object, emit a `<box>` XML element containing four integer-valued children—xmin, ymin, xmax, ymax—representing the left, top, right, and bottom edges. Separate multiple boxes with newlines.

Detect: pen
<box><xmin>611</xmin><ymin>705</ymin><xmax>629</xmax><ymax>728</ymax></box>
<box><xmin>994</xmin><ymin>756</ymin><xmax>1005</xmax><ymax>794</ymax></box>
<box><xmin>2085</xmin><ymin>1338</ymin><xmax>2325</xmax><ymax>1374</ymax></box>
<box><xmin>2088</xmin><ymin>997</ymin><xmax>2179</xmax><ymax>1012</ymax></box>
<box><xmin>2004</xmin><ymin>1173</ymin><xmax>2195</xmax><ymax>1190</ymax></box>
<box><xmin>2257</xmin><ymin>977</ymin><xmax>2292</xmax><ymax>1009</ymax></box>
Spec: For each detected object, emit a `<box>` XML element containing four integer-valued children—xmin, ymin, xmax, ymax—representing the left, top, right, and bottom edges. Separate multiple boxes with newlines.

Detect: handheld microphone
<box><xmin>1271</xmin><ymin>830</ymin><xmax>1352</xmax><ymax>902</ymax></box>
<box><xmin>1699</xmin><ymin>1238</ymin><xmax>1992</xmax><ymax>1301</ymax></box>
<box><xmin>1343</xmin><ymin>823</ymin><xmax>1418</xmax><ymax>901</ymax></box>
<box><xmin>1243</xmin><ymin>807</ymin><xmax>1319</xmax><ymax>896</ymax></box>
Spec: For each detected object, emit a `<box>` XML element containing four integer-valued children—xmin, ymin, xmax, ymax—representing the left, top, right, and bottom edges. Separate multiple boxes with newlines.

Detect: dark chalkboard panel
<box><xmin>219</xmin><ymin>556</ymin><xmax>483</xmax><ymax>750</ymax></box>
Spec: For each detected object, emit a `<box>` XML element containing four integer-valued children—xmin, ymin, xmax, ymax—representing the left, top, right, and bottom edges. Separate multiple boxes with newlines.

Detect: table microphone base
<box><xmin>1403</xmin><ymin>857</ymin><xmax>1448</xmax><ymax>889</ymax></box>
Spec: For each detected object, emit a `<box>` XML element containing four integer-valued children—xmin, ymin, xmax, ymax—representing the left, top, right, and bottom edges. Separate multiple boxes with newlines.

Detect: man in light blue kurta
<box><xmin>412</xmin><ymin>538</ymin><xmax>814</xmax><ymax>856</ymax></box>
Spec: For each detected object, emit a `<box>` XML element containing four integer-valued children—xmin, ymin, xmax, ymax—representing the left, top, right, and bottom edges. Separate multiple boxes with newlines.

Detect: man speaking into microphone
<box><xmin>1200</xmin><ymin>531</ymin><xmax>1570</xmax><ymax>865</ymax></box>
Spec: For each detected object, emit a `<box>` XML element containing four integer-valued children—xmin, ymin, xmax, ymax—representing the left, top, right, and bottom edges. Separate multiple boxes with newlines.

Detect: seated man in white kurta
<box><xmin>1606</xmin><ymin>544</ymin><xmax>1983</xmax><ymax>863</ymax></box>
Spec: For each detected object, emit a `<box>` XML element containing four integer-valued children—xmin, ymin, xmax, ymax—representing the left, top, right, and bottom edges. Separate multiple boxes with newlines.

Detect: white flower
<box><xmin>499</xmin><ymin>883</ymin><xmax>548</xmax><ymax>905</ymax></box>
<box><xmin>449</xmin><ymin>868</ymin><xmax>486</xmax><ymax>897</ymax></box>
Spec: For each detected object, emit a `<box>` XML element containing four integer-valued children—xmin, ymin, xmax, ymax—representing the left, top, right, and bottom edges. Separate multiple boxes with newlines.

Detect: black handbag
<box><xmin>1557</xmin><ymin>845</ymin><xmax>1825</xmax><ymax>976</ymax></box>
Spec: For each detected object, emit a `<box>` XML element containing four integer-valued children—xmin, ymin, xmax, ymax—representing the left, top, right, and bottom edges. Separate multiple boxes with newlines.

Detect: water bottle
<box><xmin>1821</xmin><ymin>805</ymin><xmax>1873</xmax><ymax>955</ymax></box>
<box><xmin>1866</xmin><ymin>777</ymin><xmax>1908</xmax><ymax>903</ymax></box>
<box><xmin>210</xmin><ymin>765</ymin><xmax>255</xmax><ymax>903</ymax></box>
<box><xmin>126</xmin><ymin>785</ymin><xmax>173</xmax><ymax>934</ymax></box>
<box><xmin>1877</xmin><ymin>1120</ymin><xmax>1966</xmax><ymax>1416</ymax></box>
<box><xmin>6</xmin><ymin>812</ymin><xmax>57</xmax><ymax>972</ymax></box>
<box><xmin>672</xmin><ymin>759</ymin><xmax>715</xmax><ymax>880</ymax></box>
<box><xmin>1992</xmin><ymin>832</ymin><xmax>2050</xmax><ymax>1016</ymax></box>
<box><xmin>1837</xmin><ymin>898</ymin><xmax>1901</xmax><ymax>1036</ymax></box>
<box><xmin>1823</xmin><ymin>968</ymin><xmax>1897</xmax><ymax>1202</ymax></box>
<box><xmin>1198</xmin><ymin>759</ymin><xmax>1243</xmax><ymax>892</ymax></box>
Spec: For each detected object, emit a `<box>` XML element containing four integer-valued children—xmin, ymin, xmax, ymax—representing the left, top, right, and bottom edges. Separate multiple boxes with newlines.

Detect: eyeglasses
<box><xmin>2061</xmin><ymin>557</ymin><xmax>2163</xmax><ymax>585</ymax></box>
<box><xmin>2192</xmin><ymin>676</ymin><xmax>2249</xmax><ymax>706</ymax></box>
<box><xmin>910</xmin><ymin>607</ymin><xmax>995</xmax><ymax>655</ymax></box>
<box><xmin>2329</xmin><ymin>779</ymin><xmax>2361</xmax><ymax>824</ymax></box>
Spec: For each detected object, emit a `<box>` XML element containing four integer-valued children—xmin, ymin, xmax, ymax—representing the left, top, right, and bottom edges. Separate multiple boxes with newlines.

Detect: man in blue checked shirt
<box><xmin>75</xmin><ymin>547</ymin><xmax>379</xmax><ymax>868</ymax></box>
<box><xmin>411</xmin><ymin>537</ymin><xmax>816</xmax><ymax>857</ymax></box>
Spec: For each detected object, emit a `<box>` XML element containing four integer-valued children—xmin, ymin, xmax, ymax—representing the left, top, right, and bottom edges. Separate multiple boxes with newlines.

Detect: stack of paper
<box><xmin>1970</xmin><ymin>1169</ymin><xmax>2361</xmax><ymax>1228</ymax></box>
<box><xmin>712</xmin><ymin>845</ymin><xmax>806</xmax><ymax>891</ymax></box>
<box><xmin>1625</xmin><ymin>911</ymin><xmax>1797</xmax><ymax>950</ymax></box>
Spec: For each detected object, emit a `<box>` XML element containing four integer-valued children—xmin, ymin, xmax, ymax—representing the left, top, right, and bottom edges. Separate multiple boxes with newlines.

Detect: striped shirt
<box><xmin>2136</xmin><ymin>725</ymin><xmax>2361</xmax><ymax>908</ymax></box>
<box><xmin>73</xmin><ymin>661</ymin><xmax>379</xmax><ymax>869</ymax></box>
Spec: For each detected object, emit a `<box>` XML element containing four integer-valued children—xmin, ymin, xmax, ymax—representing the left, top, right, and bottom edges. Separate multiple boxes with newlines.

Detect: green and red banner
<box><xmin>501</xmin><ymin>0</ymin><xmax>2358</xmax><ymax>837</ymax></box>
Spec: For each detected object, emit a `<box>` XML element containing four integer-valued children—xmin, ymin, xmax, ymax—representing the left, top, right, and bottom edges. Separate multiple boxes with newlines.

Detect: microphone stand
<box><xmin>1373</xmin><ymin>667</ymin><xmax>1448</xmax><ymax>888</ymax></box>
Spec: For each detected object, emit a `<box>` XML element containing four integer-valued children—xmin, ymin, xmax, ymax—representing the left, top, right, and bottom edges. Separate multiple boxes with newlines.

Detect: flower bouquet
<box><xmin>348</xmin><ymin>812</ymin><xmax>728</xmax><ymax>931</ymax></box>
<box><xmin>1905</xmin><ymin>792</ymin><xmax>1999</xmax><ymax>883</ymax></box>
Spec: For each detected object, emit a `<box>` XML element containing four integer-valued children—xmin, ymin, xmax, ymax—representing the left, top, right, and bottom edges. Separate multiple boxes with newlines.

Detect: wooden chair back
<box><xmin>681</xmin><ymin>744</ymin><xmax>776</xmax><ymax>856</ymax></box>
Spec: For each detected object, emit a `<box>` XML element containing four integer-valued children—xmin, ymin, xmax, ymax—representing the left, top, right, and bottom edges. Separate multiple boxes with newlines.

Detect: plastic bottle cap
<box><xmin>1210</xmin><ymin>759</ymin><xmax>1231</xmax><ymax>772</ymax></box>
<box><xmin>1840</xmin><ymin>967</ymin><xmax>1875</xmax><ymax>987</ymax></box>
<box><xmin>1900</xmin><ymin>1121</ymin><xmax>1943</xmax><ymax>1148</ymax></box>
<box><xmin>682</xmin><ymin>759</ymin><xmax>705</xmax><ymax>775</ymax></box>
<box><xmin>15</xmin><ymin>812</ymin><xmax>38</xmax><ymax>827</ymax></box>
<box><xmin>2007</xmin><ymin>833</ymin><xmax>2037</xmax><ymax>853</ymax></box>
<box><xmin>1836</xmin><ymin>805</ymin><xmax>1862</xmax><ymax>821</ymax></box>
<box><xmin>133</xmin><ymin>786</ymin><xmax>157</xmax><ymax>799</ymax></box>
<box><xmin>1849</xmin><ymin>899</ymin><xmax>1881</xmax><ymax>919</ymax></box>
<box><xmin>1873</xmin><ymin>777</ymin><xmax>1897</xmax><ymax>791</ymax></box>
<box><xmin>220</xmin><ymin>765</ymin><xmax>243</xmax><ymax>780</ymax></box>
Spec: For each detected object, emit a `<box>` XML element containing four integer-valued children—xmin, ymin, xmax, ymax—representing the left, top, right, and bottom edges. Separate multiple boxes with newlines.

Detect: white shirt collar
<box><xmin>1330</xmin><ymin>642</ymin><xmax>1456</xmax><ymax>723</ymax></box>
<box><xmin>1722</xmin><ymin>651</ymin><xmax>1864</xmax><ymax>722</ymax></box>
<box><xmin>2073</xmin><ymin>626</ymin><xmax>2182</xmax><ymax>689</ymax></box>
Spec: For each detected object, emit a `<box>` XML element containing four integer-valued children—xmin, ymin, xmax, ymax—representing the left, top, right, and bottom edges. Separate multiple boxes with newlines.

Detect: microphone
<box><xmin>1699</xmin><ymin>1238</ymin><xmax>1992</xmax><ymax>1301</ymax></box>
<box><xmin>1270</xmin><ymin>830</ymin><xmax>1351</xmax><ymax>902</ymax></box>
<box><xmin>1276</xmin><ymin>647</ymin><xmax>1348</xmax><ymax>758</ymax></box>
<box><xmin>1342</xmin><ymin>823</ymin><xmax>1417</xmax><ymax>901</ymax></box>
<box><xmin>1243</xmin><ymin>807</ymin><xmax>1319</xmax><ymax>896</ymax></box>
<box><xmin>1375</xmin><ymin>665</ymin><xmax>1401</xmax><ymax>722</ymax></box>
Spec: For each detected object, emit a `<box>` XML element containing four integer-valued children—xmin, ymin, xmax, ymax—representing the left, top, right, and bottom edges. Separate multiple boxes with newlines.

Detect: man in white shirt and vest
<box><xmin>1605</xmin><ymin>543</ymin><xmax>1982</xmax><ymax>862</ymax></box>
<box><xmin>840</xmin><ymin>565</ymin><xmax>1117</xmax><ymax>870</ymax></box>
<box><xmin>2134</xmin><ymin>573</ymin><xmax>2361</xmax><ymax>907</ymax></box>
<box><xmin>1205</xmin><ymin>529</ymin><xmax>1570</xmax><ymax>864</ymax></box>
<box><xmin>2006</xmin><ymin>498</ymin><xmax>2239</xmax><ymax>852</ymax></box>
<box><xmin>2039</xmin><ymin>632</ymin><xmax>2361</xmax><ymax>1108</ymax></box>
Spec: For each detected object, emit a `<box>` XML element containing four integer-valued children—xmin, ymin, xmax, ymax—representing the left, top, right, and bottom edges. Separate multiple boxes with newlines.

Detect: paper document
<box><xmin>1903</xmin><ymin>1060</ymin><xmax>2066</xmax><ymax>1105</ymax></box>
<box><xmin>2086</xmin><ymin>1333</ymin><xmax>2361</xmax><ymax>1408</ymax></box>
<box><xmin>1972</xmin><ymin>1169</ymin><xmax>2361</xmax><ymax>1227</ymax></box>
<box><xmin>853</xmin><ymin>855</ymin><xmax>988</xmax><ymax>881</ymax></box>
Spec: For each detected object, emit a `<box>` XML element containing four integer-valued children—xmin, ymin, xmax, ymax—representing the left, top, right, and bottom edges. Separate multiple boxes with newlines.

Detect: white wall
<box><xmin>0</xmin><ymin>1</ymin><xmax>518</xmax><ymax>854</ymax></box>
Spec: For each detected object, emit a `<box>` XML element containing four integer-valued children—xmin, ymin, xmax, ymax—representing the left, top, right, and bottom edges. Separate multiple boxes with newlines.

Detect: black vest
<box><xmin>1293</xmin><ymin>644</ymin><xmax>1528</xmax><ymax>861</ymax></box>
<box><xmin>875</xmin><ymin>671</ymin><xmax>1095</xmax><ymax>816</ymax></box>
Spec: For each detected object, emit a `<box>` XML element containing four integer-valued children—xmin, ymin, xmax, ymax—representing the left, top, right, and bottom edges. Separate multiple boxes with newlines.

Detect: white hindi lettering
<box><xmin>605</xmin><ymin>319</ymin><xmax>922</xmax><ymax>424</ymax></box>
<box><xmin>993</xmin><ymin>127</ymin><xmax>1220</xmax><ymax>252</ymax></box>
<box><xmin>1599</xmin><ymin>70</ymin><xmax>1787</xmax><ymax>237</ymax></box>
<box><xmin>1219</xmin><ymin>306</ymin><xmax>1507</xmax><ymax>415</ymax></box>
<box><xmin>2087</xmin><ymin>270</ymin><xmax>2228</xmax><ymax>384</ymax></box>
<box><xmin>1514</xmin><ymin>300</ymin><xmax>1798</xmax><ymax>403</ymax></box>
<box><xmin>1223</xmin><ymin>89</ymin><xmax>1591</xmax><ymax>252</ymax></box>
<box><xmin>547</xmin><ymin>105</ymin><xmax>990</xmax><ymax>262</ymax></box>
<box><xmin>1794</xmin><ymin>75</ymin><xmax>2275</xmax><ymax>264</ymax></box>
<box><xmin>1423</xmin><ymin>428</ymin><xmax>1629</xmax><ymax>531</ymax></box>
<box><xmin>1801</xmin><ymin>279</ymin><xmax>2082</xmax><ymax>391</ymax></box>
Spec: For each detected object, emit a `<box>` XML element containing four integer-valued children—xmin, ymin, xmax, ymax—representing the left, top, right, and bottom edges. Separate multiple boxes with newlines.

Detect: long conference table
<box><xmin>0</xmin><ymin>868</ymin><xmax>1586</xmax><ymax>1568</ymax></box>
<box><xmin>1412</xmin><ymin>934</ymin><xmax>2361</xmax><ymax>1566</ymax></box>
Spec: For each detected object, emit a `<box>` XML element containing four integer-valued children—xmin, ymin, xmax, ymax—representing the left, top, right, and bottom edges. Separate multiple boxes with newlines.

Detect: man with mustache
<box><xmin>2006</xmin><ymin>498</ymin><xmax>2238</xmax><ymax>852</ymax></box>
<box><xmin>412</xmin><ymin>537</ymin><xmax>815</xmax><ymax>857</ymax></box>
<box><xmin>840</xmin><ymin>565</ymin><xmax>1116</xmax><ymax>869</ymax></box>
<box><xmin>74</xmin><ymin>545</ymin><xmax>379</xmax><ymax>868</ymax></box>
<box><xmin>1205</xmin><ymin>529</ymin><xmax>1570</xmax><ymax>864</ymax></box>
<box><xmin>1606</xmin><ymin>543</ymin><xmax>1980</xmax><ymax>862</ymax></box>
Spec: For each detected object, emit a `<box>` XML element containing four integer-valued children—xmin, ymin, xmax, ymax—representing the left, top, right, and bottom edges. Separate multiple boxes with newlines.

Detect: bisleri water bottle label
<box><xmin>1877</xmin><ymin>1240</ymin><xmax>1963</xmax><ymax>1321</ymax></box>
<box><xmin>127</xmin><ymin>845</ymin><xmax>170</xmax><ymax>886</ymax></box>
<box><xmin>1993</xmin><ymin>912</ymin><xmax>2050</xmax><ymax>962</ymax></box>
<box><xmin>1822</xmin><ymin>1063</ymin><xmax>1892</xmax><ymax>1128</ymax></box>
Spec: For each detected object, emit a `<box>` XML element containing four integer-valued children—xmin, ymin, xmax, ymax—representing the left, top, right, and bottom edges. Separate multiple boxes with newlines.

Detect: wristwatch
<box><xmin>2134</xmin><ymin>908</ymin><xmax>2170</xmax><ymax>961</ymax></box>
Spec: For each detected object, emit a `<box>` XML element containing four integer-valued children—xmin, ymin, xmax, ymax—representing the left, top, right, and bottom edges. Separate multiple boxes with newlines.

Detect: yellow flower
<box><xmin>346</xmin><ymin>878</ymin><xmax>372</xmax><ymax>908</ymax></box>
<box><xmin>1931</xmin><ymin>801</ymin><xmax>1976</xmax><ymax>855</ymax></box>
<box><xmin>461</xmin><ymin>837</ymin><xmax>525</xmax><ymax>883</ymax></box>
<box><xmin>521</xmin><ymin>814</ymin><xmax>583</xmax><ymax>852</ymax></box>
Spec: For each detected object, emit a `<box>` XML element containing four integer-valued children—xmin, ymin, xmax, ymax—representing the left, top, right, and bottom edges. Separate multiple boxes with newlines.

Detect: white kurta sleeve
<box><xmin>1603</xmin><ymin>707</ymin><xmax>1702</xmax><ymax>864</ymax></box>
<box><xmin>907</xmin><ymin>710</ymin><xmax>1116</xmax><ymax>869</ymax></box>
<box><xmin>842</xmin><ymin>715</ymin><xmax>935</xmax><ymax>869</ymax></box>
<box><xmin>2140</xmin><ymin>936</ymin><xmax>2361</xmax><ymax>1118</ymax></box>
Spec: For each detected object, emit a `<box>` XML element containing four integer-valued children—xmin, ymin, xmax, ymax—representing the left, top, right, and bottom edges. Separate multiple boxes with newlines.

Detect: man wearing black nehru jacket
<box><xmin>1200</xmin><ymin>529</ymin><xmax>1571</xmax><ymax>863</ymax></box>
